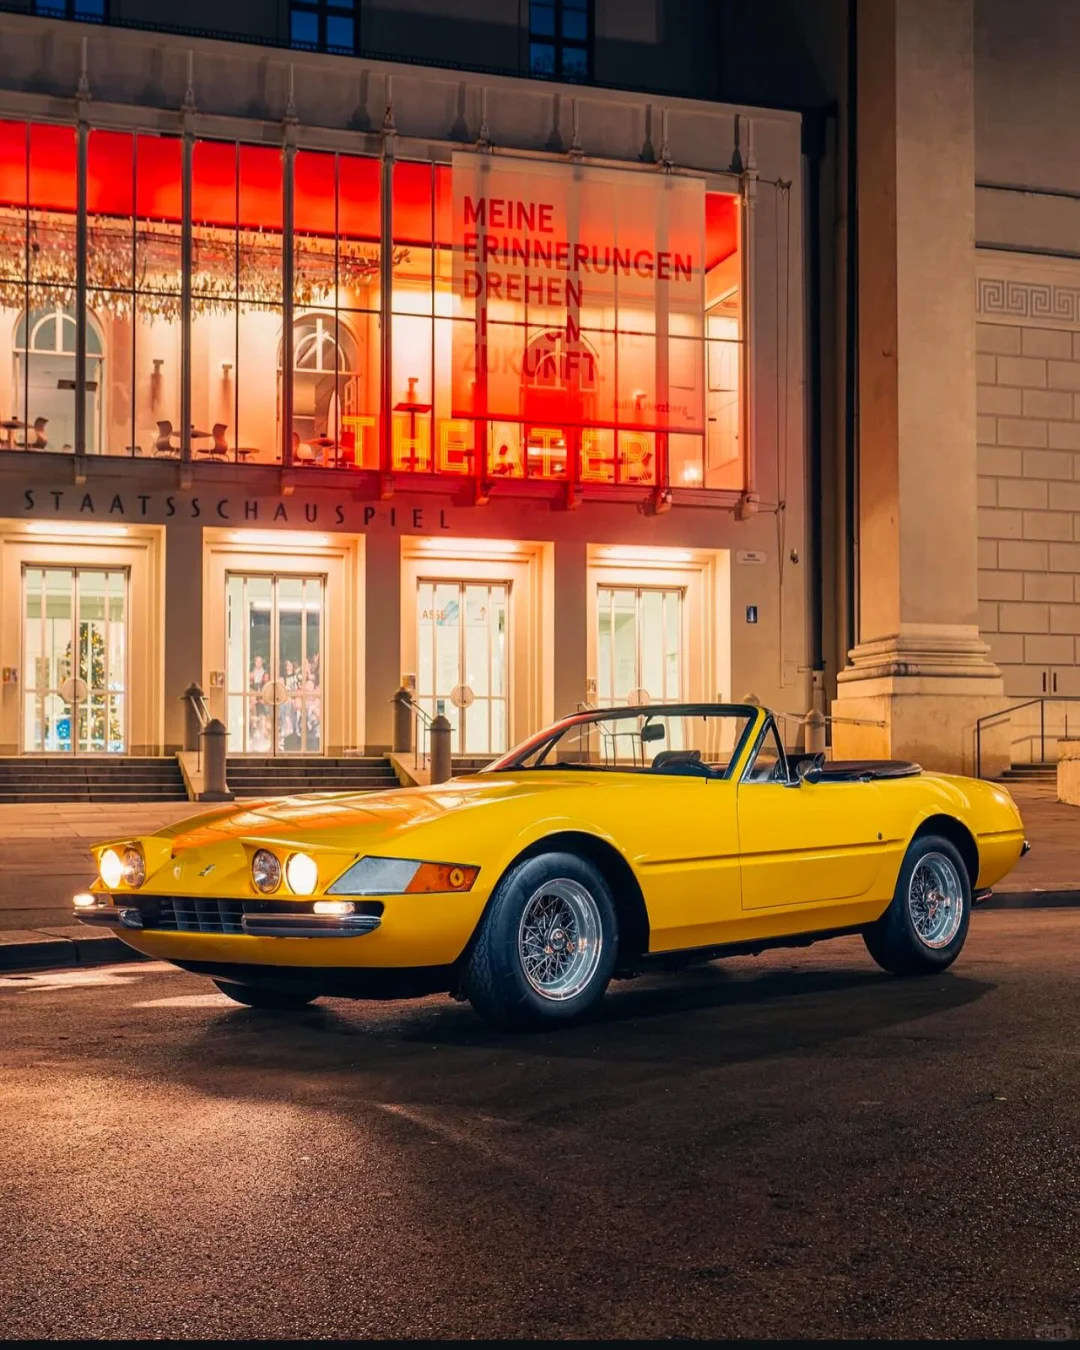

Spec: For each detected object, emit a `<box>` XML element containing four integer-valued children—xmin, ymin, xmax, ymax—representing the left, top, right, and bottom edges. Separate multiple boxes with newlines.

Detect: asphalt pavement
<box><xmin>1</xmin><ymin>909</ymin><xmax>1077</xmax><ymax>1340</ymax></box>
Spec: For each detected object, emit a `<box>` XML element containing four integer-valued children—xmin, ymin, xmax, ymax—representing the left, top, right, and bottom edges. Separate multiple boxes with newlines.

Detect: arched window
<box><xmin>279</xmin><ymin>312</ymin><xmax>361</xmax><ymax>458</ymax></box>
<box><xmin>13</xmin><ymin>304</ymin><xmax>104</xmax><ymax>453</ymax></box>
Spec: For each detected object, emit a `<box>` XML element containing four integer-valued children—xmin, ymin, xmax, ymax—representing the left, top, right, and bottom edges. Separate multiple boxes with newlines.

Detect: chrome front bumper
<box><xmin>74</xmin><ymin>904</ymin><xmax>381</xmax><ymax>938</ymax></box>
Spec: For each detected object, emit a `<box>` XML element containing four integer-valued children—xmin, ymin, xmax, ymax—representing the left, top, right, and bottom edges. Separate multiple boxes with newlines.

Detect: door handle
<box><xmin>1043</xmin><ymin>671</ymin><xmax>1048</xmax><ymax>693</ymax></box>
<box><xmin>1053</xmin><ymin>672</ymin><xmax>1058</xmax><ymax>694</ymax></box>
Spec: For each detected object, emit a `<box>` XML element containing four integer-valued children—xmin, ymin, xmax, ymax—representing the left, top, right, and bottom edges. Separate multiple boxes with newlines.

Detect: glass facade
<box><xmin>0</xmin><ymin>117</ymin><xmax>744</xmax><ymax>494</ymax></box>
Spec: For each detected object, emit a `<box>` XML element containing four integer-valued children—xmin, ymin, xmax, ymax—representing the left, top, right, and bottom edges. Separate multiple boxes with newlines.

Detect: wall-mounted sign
<box><xmin>18</xmin><ymin>489</ymin><xmax>456</xmax><ymax>532</ymax></box>
<box><xmin>402</xmin><ymin>673</ymin><xmax>417</xmax><ymax>693</ymax></box>
<box><xmin>745</xmin><ymin>605</ymin><xmax>758</xmax><ymax>624</ymax></box>
<box><xmin>736</xmin><ymin>550</ymin><xmax>767</xmax><ymax>565</ymax></box>
<box><xmin>208</xmin><ymin>670</ymin><xmax>226</xmax><ymax>689</ymax></box>
<box><xmin>1</xmin><ymin>667</ymin><xmax>17</xmax><ymax>685</ymax></box>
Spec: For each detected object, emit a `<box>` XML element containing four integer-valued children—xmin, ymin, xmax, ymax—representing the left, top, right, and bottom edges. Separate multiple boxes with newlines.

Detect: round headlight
<box><xmin>251</xmin><ymin>848</ymin><xmax>282</xmax><ymax>894</ymax></box>
<box><xmin>99</xmin><ymin>848</ymin><xmax>124</xmax><ymax>890</ymax></box>
<box><xmin>286</xmin><ymin>852</ymin><xmax>318</xmax><ymax>896</ymax></box>
<box><xmin>121</xmin><ymin>847</ymin><xmax>145</xmax><ymax>888</ymax></box>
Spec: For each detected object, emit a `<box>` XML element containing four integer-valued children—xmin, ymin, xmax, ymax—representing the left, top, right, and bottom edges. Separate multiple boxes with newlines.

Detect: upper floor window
<box><xmin>529</xmin><ymin>0</ymin><xmax>591</xmax><ymax>82</ymax></box>
<box><xmin>33</xmin><ymin>0</ymin><xmax>106</xmax><ymax>19</ymax></box>
<box><xmin>290</xmin><ymin>0</ymin><xmax>356</xmax><ymax>55</ymax></box>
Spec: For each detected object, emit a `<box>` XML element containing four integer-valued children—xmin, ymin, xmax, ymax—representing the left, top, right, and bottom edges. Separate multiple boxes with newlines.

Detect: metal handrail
<box><xmin>190</xmin><ymin>689</ymin><xmax>211</xmax><ymax>729</ymax></box>
<box><xmin>974</xmin><ymin>695</ymin><xmax>1080</xmax><ymax>778</ymax></box>
<box><xmin>393</xmin><ymin>690</ymin><xmax>435</xmax><ymax>770</ymax></box>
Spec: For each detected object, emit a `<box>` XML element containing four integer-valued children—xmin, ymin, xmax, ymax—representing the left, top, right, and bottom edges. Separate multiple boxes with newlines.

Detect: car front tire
<box><xmin>863</xmin><ymin>833</ymin><xmax>972</xmax><ymax>976</ymax></box>
<box><xmin>461</xmin><ymin>851</ymin><xmax>618</xmax><ymax>1030</ymax></box>
<box><xmin>213</xmin><ymin>980</ymin><xmax>320</xmax><ymax>1010</ymax></box>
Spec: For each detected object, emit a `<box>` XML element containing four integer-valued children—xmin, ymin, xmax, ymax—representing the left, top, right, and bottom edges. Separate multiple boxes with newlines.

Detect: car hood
<box><xmin>156</xmin><ymin>772</ymin><xmax>592</xmax><ymax>855</ymax></box>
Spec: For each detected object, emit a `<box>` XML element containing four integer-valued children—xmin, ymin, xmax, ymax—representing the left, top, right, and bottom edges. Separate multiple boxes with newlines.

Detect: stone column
<box><xmin>832</xmin><ymin>0</ymin><xmax>1006</xmax><ymax>774</ymax></box>
<box><xmin>553</xmin><ymin>540</ymin><xmax>588</xmax><ymax>721</ymax></box>
<box><xmin>164</xmin><ymin>525</ymin><xmax>203</xmax><ymax>754</ymax></box>
<box><xmin>364</xmin><ymin>532</ymin><xmax>401</xmax><ymax>754</ymax></box>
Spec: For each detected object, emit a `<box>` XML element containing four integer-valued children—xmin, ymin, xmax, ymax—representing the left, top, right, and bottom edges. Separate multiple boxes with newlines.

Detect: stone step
<box><xmin>0</xmin><ymin>756</ymin><xmax>187</xmax><ymax>802</ymax></box>
<box><xmin>224</xmin><ymin>753</ymin><xmax>400</xmax><ymax>799</ymax></box>
<box><xmin>0</xmin><ymin>792</ymin><xmax>190</xmax><ymax>803</ymax></box>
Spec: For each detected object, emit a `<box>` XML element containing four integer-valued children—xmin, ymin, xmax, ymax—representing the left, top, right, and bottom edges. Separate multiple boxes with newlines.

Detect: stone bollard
<box><xmin>200</xmin><ymin>718</ymin><xmax>232</xmax><ymax>800</ymax></box>
<box><xmin>391</xmin><ymin>686</ymin><xmax>413</xmax><ymax>755</ymax></box>
<box><xmin>804</xmin><ymin>708</ymin><xmax>827</xmax><ymax>754</ymax></box>
<box><xmin>429</xmin><ymin>713</ymin><xmax>452</xmax><ymax>784</ymax></box>
<box><xmin>181</xmin><ymin>681</ymin><xmax>205</xmax><ymax>752</ymax></box>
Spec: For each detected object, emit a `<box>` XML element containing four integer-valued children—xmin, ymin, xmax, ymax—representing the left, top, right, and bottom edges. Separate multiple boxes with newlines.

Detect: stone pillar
<box><xmin>553</xmin><ymin>540</ymin><xmax>589</xmax><ymax>720</ymax></box>
<box><xmin>164</xmin><ymin>525</ymin><xmax>203</xmax><ymax>753</ymax></box>
<box><xmin>832</xmin><ymin>0</ymin><xmax>1006</xmax><ymax>774</ymax></box>
<box><xmin>364</xmin><ymin>532</ymin><xmax>401</xmax><ymax>753</ymax></box>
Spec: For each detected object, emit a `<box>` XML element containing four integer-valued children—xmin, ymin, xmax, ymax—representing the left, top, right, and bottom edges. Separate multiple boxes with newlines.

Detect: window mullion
<box><xmin>74</xmin><ymin>118</ymin><xmax>88</xmax><ymax>460</ymax></box>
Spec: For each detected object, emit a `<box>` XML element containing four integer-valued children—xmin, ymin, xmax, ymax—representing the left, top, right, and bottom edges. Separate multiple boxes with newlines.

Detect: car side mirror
<box><xmin>801</xmin><ymin>766</ymin><xmax>823</xmax><ymax>785</ymax></box>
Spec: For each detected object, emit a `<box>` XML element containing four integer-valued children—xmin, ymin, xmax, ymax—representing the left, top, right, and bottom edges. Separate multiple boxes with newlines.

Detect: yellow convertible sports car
<box><xmin>74</xmin><ymin>703</ymin><xmax>1028</xmax><ymax>1029</ymax></box>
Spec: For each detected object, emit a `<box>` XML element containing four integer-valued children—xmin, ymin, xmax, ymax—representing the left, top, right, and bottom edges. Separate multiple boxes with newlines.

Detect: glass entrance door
<box><xmin>597</xmin><ymin>586</ymin><xmax>684</xmax><ymax>706</ymax></box>
<box><xmin>22</xmin><ymin>566</ymin><xmax>128</xmax><ymax>754</ymax></box>
<box><xmin>226</xmin><ymin>573</ymin><xmax>325</xmax><ymax>754</ymax></box>
<box><xmin>417</xmin><ymin>580</ymin><xmax>508</xmax><ymax>755</ymax></box>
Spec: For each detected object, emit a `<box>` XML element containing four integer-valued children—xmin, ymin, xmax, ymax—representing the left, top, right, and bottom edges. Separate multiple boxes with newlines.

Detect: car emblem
<box><xmin>199</xmin><ymin>863</ymin><xmax>216</xmax><ymax>877</ymax></box>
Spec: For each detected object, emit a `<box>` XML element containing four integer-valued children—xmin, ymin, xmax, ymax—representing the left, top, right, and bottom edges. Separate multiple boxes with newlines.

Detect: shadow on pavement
<box><xmin>151</xmin><ymin>957</ymin><xmax>994</xmax><ymax>1111</ymax></box>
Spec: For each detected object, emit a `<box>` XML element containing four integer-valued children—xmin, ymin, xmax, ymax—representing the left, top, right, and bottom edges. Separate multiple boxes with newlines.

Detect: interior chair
<box><xmin>206</xmin><ymin>423</ymin><xmax>230</xmax><ymax>458</ymax></box>
<box><xmin>154</xmin><ymin>421</ymin><xmax>177</xmax><ymax>456</ymax></box>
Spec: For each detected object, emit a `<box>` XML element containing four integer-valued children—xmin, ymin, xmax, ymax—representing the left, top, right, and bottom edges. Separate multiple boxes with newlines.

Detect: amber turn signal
<box><xmin>404</xmin><ymin>862</ymin><xmax>479</xmax><ymax>894</ymax></box>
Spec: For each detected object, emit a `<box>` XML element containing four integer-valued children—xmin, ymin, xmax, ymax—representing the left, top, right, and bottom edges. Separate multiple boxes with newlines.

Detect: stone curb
<box><xmin>979</xmin><ymin>890</ymin><xmax>1080</xmax><ymax>909</ymax></box>
<box><xmin>0</xmin><ymin>926</ymin><xmax>146</xmax><ymax>973</ymax></box>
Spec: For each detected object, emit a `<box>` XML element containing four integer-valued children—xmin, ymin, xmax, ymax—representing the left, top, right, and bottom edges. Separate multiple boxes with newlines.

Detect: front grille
<box><xmin>135</xmin><ymin>896</ymin><xmax>385</xmax><ymax>934</ymax></box>
<box><xmin>154</xmin><ymin>897</ymin><xmax>245</xmax><ymax>934</ymax></box>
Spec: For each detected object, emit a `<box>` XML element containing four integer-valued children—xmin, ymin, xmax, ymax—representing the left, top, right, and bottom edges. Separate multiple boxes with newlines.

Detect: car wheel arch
<box><xmin>483</xmin><ymin>830</ymin><xmax>650</xmax><ymax>969</ymax></box>
<box><xmin>910</xmin><ymin>814</ymin><xmax>979</xmax><ymax>889</ymax></box>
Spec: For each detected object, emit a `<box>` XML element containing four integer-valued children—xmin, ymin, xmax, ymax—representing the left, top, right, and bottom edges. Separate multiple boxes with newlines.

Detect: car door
<box><xmin>737</xmin><ymin>720</ymin><xmax>886</xmax><ymax>909</ymax></box>
<box><xmin>608</xmin><ymin>772</ymin><xmax>742</xmax><ymax>953</ymax></box>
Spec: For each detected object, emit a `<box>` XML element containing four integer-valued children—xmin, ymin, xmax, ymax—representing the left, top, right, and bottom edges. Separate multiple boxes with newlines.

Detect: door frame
<box><xmin>586</xmin><ymin>545</ymin><xmax>731</xmax><ymax>707</ymax></box>
<box><xmin>20</xmin><ymin>563</ymin><xmax>132</xmax><ymax>756</ymax></box>
<box><xmin>415</xmin><ymin>576</ymin><xmax>511</xmax><ymax>755</ymax></box>
<box><xmin>0</xmin><ymin>521</ymin><xmax>163</xmax><ymax>758</ymax></box>
<box><xmin>224</xmin><ymin>569</ymin><xmax>327</xmax><ymax>757</ymax></box>
<box><xmin>595</xmin><ymin>581</ymin><xmax>687</xmax><ymax>706</ymax></box>
<box><xmin>202</xmin><ymin>529</ymin><xmax>365</xmax><ymax>757</ymax></box>
<box><xmin>400</xmin><ymin>537</ymin><xmax>553</xmax><ymax>754</ymax></box>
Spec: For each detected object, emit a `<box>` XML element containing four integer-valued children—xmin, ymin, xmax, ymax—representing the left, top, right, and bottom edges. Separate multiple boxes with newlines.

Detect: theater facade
<box><xmin>0</xmin><ymin>15</ymin><xmax>805</xmax><ymax>761</ymax></box>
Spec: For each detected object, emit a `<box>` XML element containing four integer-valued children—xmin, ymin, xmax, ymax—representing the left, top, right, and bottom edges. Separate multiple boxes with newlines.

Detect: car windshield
<box><xmin>485</xmin><ymin>705</ymin><xmax>757</xmax><ymax>780</ymax></box>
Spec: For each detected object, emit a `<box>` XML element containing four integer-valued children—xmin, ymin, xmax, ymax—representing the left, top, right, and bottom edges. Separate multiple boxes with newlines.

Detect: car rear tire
<box><xmin>863</xmin><ymin>833</ymin><xmax>972</xmax><ymax>976</ymax></box>
<box><xmin>460</xmin><ymin>851</ymin><xmax>618</xmax><ymax>1030</ymax></box>
<box><xmin>213</xmin><ymin>980</ymin><xmax>320</xmax><ymax>1010</ymax></box>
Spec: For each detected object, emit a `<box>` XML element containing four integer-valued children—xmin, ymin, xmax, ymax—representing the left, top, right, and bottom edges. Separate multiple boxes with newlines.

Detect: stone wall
<box><xmin>976</xmin><ymin>255</ymin><xmax>1080</xmax><ymax>757</ymax></box>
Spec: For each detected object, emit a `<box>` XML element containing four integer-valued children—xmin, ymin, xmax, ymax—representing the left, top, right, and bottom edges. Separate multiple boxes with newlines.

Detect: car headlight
<box><xmin>251</xmin><ymin>848</ymin><xmax>282</xmax><ymax>894</ymax></box>
<box><xmin>121</xmin><ymin>847</ymin><xmax>146</xmax><ymax>888</ymax></box>
<box><xmin>285</xmin><ymin>851</ymin><xmax>318</xmax><ymax>896</ymax></box>
<box><xmin>327</xmin><ymin>856</ymin><xmax>478</xmax><ymax>896</ymax></box>
<box><xmin>99</xmin><ymin>848</ymin><xmax>124</xmax><ymax>889</ymax></box>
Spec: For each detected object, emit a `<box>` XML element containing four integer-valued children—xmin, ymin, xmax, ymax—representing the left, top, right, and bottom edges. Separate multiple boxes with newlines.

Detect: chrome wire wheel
<box><xmin>517</xmin><ymin>877</ymin><xmax>603</xmax><ymax>1002</ymax></box>
<box><xmin>907</xmin><ymin>851</ymin><xmax>964</xmax><ymax>949</ymax></box>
